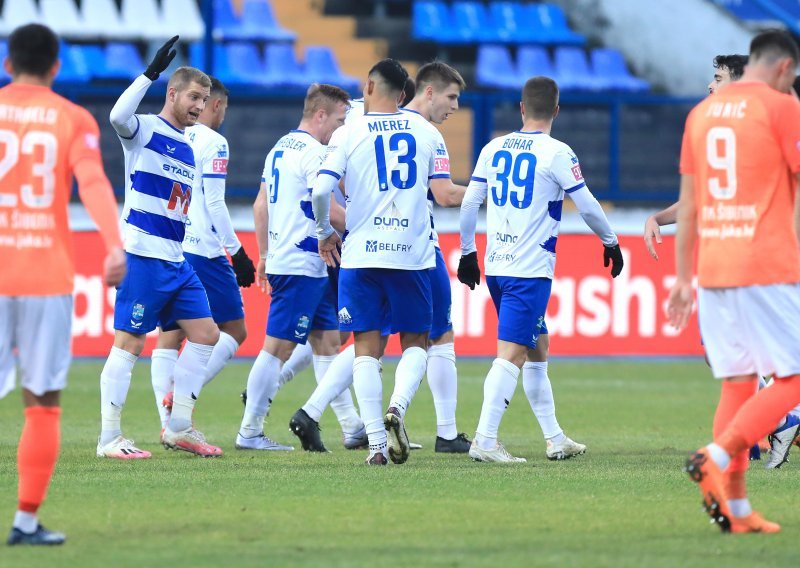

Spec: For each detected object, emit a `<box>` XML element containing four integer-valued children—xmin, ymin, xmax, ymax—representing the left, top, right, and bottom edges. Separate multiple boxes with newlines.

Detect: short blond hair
<box><xmin>167</xmin><ymin>66</ymin><xmax>211</xmax><ymax>92</ymax></box>
<box><xmin>302</xmin><ymin>83</ymin><xmax>350</xmax><ymax>118</ymax></box>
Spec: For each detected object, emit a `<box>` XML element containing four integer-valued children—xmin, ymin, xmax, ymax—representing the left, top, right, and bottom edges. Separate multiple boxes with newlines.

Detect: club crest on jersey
<box><xmin>338</xmin><ymin>307</ymin><xmax>352</xmax><ymax>325</ymax></box>
<box><xmin>294</xmin><ymin>315</ymin><xmax>310</xmax><ymax>339</ymax></box>
<box><xmin>217</xmin><ymin>144</ymin><xmax>228</xmax><ymax>157</ymax></box>
<box><xmin>130</xmin><ymin>303</ymin><xmax>145</xmax><ymax>328</ymax></box>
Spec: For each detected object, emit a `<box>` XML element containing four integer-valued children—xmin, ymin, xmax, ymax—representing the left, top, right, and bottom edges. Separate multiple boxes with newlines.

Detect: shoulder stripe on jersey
<box><xmin>429</xmin><ymin>174</ymin><xmax>450</xmax><ymax>179</ymax></box>
<box><xmin>118</xmin><ymin>115</ymin><xmax>141</xmax><ymax>140</ymax></box>
<box><xmin>319</xmin><ymin>169</ymin><xmax>341</xmax><ymax>180</ymax></box>
<box><xmin>126</xmin><ymin>208</ymin><xmax>185</xmax><ymax>242</ymax></box>
<box><xmin>145</xmin><ymin>131</ymin><xmax>195</xmax><ymax>168</ymax></box>
<box><xmin>470</xmin><ymin>176</ymin><xmax>487</xmax><ymax>183</ymax></box>
<box><xmin>202</xmin><ymin>173</ymin><xmax>226</xmax><ymax>179</ymax></box>
<box><xmin>565</xmin><ymin>182</ymin><xmax>586</xmax><ymax>193</ymax></box>
<box><xmin>131</xmin><ymin>171</ymin><xmax>192</xmax><ymax>201</ymax></box>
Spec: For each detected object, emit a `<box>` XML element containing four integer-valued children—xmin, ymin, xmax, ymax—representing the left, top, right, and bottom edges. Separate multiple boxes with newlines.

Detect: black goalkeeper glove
<box><xmin>457</xmin><ymin>252</ymin><xmax>481</xmax><ymax>290</ymax></box>
<box><xmin>231</xmin><ymin>246</ymin><xmax>256</xmax><ymax>288</ymax></box>
<box><xmin>603</xmin><ymin>243</ymin><xmax>624</xmax><ymax>278</ymax></box>
<box><xmin>144</xmin><ymin>35</ymin><xmax>179</xmax><ymax>81</ymax></box>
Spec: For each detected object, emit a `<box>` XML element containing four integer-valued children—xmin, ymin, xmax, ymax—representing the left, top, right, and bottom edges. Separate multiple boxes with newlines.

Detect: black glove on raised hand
<box><xmin>144</xmin><ymin>35</ymin><xmax>179</xmax><ymax>81</ymax></box>
<box><xmin>603</xmin><ymin>243</ymin><xmax>624</xmax><ymax>278</ymax></box>
<box><xmin>457</xmin><ymin>251</ymin><xmax>481</xmax><ymax>290</ymax></box>
<box><xmin>231</xmin><ymin>246</ymin><xmax>256</xmax><ymax>288</ymax></box>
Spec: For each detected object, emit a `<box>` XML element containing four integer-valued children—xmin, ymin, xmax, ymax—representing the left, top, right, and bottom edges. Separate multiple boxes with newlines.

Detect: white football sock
<box><xmin>353</xmin><ymin>356</ymin><xmax>386</xmax><ymax>451</ymax></box>
<box><xmin>168</xmin><ymin>341</ymin><xmax>213</xmax><ymax>432</ymax></box>
<box><xmin>312</xmin><ymin>352</ymin><xmax>361</xmax><ymax>433</ymax></box>
<box><xmin>100</xmin><ymin>346</ymin><xmax>138</xmax><ymax>445</ymax></box>
<box><xmin>279</xmin><ymin>341</ymin><xmax>313</xmax><ymax>388</ymax></box>
<box><xmin>388</xmin><ymin>346</ymin><xmax>428</xmax><ymax>418</ymax></box>
<box><xmin>475</xmin><ymin>358</ymin><xmax>520</xmax><ymax>450</ymax></box>
<box><xmin>151</xmin><ymin>348</ymin><xmax>178</xmax><ymax>429</ymax></box>
<box><xmin>427</xmin><ymin>342</ymin><xmax>458</xmax><ymax>440</ymax></box>
<box><xmin>706</xmin><ymin>442</ymin><xmax>731</xmax><ymax>470</ymax></box>
<box><xmin>239</xmin><ymin>350</ymin><xmax>282</xmax><ymax>438</ymax></box>
<box><xmin>203</xmin><ymin>331</ymin><xmax>239</xmax><ymax>387</ymax></box>
<box><xmin>522</xmin><ymin>361</ymin><xmax>564</xmax><ymax>441</ymax></box>
<box><xmin>303</xmin><ymin>345</ymin><xmax>355</xmax><ymax>420</ymax></box>
<box><xmin>13</xmin><ymin>510</ymin><xmax>37</xmax><ymax>533</ymax></box>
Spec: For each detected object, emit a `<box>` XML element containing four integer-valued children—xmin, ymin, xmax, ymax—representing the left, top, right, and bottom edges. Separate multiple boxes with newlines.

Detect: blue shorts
<box><xmin>338</xmin><ymin>267</ymin><xmax>432</xmax><ymax>334</ymax></box>
<box><xmin>185</xmin><ymin>252</ymin><xmax>244</xmax><ymax>324</ymax></box>
<box><xmin>114</xmin><ymin>253</ymin><xmax>212</xmax><ymax>334</ymax></box>
<box><xmin>267</xmin><ymin>274</ymin><xmax>338</xmax><ymax>344</ymax></box>
<box><xmin>429</xmin><ymin>247</ymin><xmax>453</xmax><ymax>341</ymax></box>
<box><xmin>486</xmin><ymin>275</ymin><xmax>551</xmax><ymax>348</ymax></box>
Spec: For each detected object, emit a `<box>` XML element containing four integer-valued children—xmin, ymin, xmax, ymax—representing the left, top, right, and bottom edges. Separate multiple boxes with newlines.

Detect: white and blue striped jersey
<box><xmin>263</xmin><ymin>129</ymin><xmax>328</xmax><ymax>278</ymax></box>
<box><xmin>118</xmin><ymin>115</ymin><xmax>195</xmax><ymax>262</ymax></box>
<box><xmin>319</xmin><ymin>110</ymin><xmax>449</xmax><ymax>270</ymax></box>
<box><xmin>469</xmin><ymin>131</ymin><xmax>587</xmax><ymax>279</ymax></box>
<box><xmin>183</xmin><ymin>123</ymin><xmax>239</xmax><ymax>259</ymax></box>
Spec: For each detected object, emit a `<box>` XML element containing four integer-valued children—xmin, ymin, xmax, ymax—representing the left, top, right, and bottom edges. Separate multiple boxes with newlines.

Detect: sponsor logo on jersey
<box><xmin>212</xmin><ymin>158</ymin><xmax>228</xmax><ymax>173</ymax></box>
<box><xmin>571</xmin><ymin>164</ymin><xmax>583</xmax><ymax>181</ymax></box>
<box><xmin>569</xmin><ymin>153</ymin><xmax>578</xmax><ymax>165</ymax></box>
<box><xmin>365</xmin><ymin>240</ymin><xmax>412</xmax><ymax>253</ymax></box>
<box><xmin>269</xmin><ymin>231</ymin><xmax>279</xmax><ymax>241</ymax></box>
<box><xmin>165</xmin><ymin>144</ymin><xmax>176</xmax><ymax>154</ymax></box>
<box><xmin>434</xmin><ymin>157</ymin><xmax>450</xmax><ymax>173</ymax></box>
<box><xmin>338</xmin><ymin>307</ymin><xmax>352</xmax><ymax>325</ymax></box>
<box><xmin>374</xmin><ymin>202</ymin><xmax>408</xmax><ymax>232</ymax></box>
<box><xmin>495</xmin><ymin>232</ymin><xmax>518</xmax><ymax>244</ymax></box>
<box><xmin>217</xmin><ymin>144</ymin><xmax>228</xmax><ymax>157</ymax></box>
<box><xmin>488</xmin><ymin>251</ymin><xmax>516</xmax><ymax>263</ymax></box>
<box><xmin>162</xmin><ymin>163</ymin><xmax>195</xmax><ymax>179</ymax></box>
<box><xmin>435</xmin><ymin>143</ymin><xmax>447</xmax><ymax>156</ymax></box>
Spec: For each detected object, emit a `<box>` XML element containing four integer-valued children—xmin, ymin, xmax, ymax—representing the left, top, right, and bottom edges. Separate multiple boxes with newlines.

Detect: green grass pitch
<box><xmin>0</xmin><ymin>359</ymin><xmax>798</xmax><ymax>567</ymax></box>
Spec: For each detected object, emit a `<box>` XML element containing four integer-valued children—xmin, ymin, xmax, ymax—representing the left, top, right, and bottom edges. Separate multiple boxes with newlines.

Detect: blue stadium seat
<box><xmin>213</xmin><ymin>0</ymin><xmax>252</xmax><ymax>41</ymax></box>
<box><xmin>55</xmin><ymin>44</ymin><xmax>90</xmax><ymax>83</ymax></box>
<box><xmin>303</xmin><ymin>46</ymin><xmax>360</xmax><ymax>91</ymax></box>
<box><xmin>413</xmin><ymin>1</ymin><xmax>458</xmax><ymax>43</ymax></box>
<box><xmin>590</xmin><ymin>48</ymin><xmax>649</xmax><ymax>92</ymax></box>
<box><xmin>475</xmin><ymin>45</ymin><xmax>521</xmax><ymax>90</ymax></box>
<box><xmin>490</xmin><ymin>2</ymin><xmax>533</xmax><ymax>44</ymax></box>
<box><xmin>263</xmin><ymin>43</ymin><xmax>308</xmax><ymax>89</ymax></box>
<box><xmin>517</xmin><ymin>46</ymin><xmax>557</xmax><ymax>81</ymax></box>
<box><xmin>529</xmin><ymin>4</ymin><xmax>586</xmax><ymax>46</ymax></box>
<box><xmin>0</xmin><ymin>41</ymin><xmax>8</xmax><ymax>83</ymax></box>
<box><xmin>240</xmin><ymin>0</ymin><xmax>297</xmax><ymax>42</ymax></box>
<box><xmin>553</xmin><ymin>47</ymin><xmax>597</xmax><ymax>91</ymax></box>
<box><xmin>104</xmin><ymin>43</ymin><xmax>145</xmax><ymax>81</ymax></box>
<box><xmin>711</xmin><ymin>0</ymin><xmax>776</xmax><ymax>22</ymax></box>
<box><xmin>451</xmin><ymin>1</ymin><xmax>499</xmax><ymax>44</ymax></box>
<box><xmin>220</xmin><ymin>43</ymin><xmax>266</xmax><ymax>86</ymax></box>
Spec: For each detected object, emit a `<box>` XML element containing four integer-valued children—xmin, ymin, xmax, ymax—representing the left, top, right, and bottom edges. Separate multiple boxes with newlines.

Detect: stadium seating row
<box><xmin>712</xmin><ymin>0</ymin><xmax>800</xmax><ymax>26</ymax></box>
<box><xmin>413</xmin><ymin>1</ymin><xmax>586</xmax><ymax>46</ymax></box>
<box><xmin>0</xmin><ymin>0</ymin><xmax>295</xmax><ymax>44</ymax></box>
<box><xmin>0</xmin><ymin>39</ymin><xmax>359</xmax><ymax>92</ymax></box>
<box><xmin>477</xmin><ymin>45</ymin><xmax>649</xmax><ymax>92</ymax></box>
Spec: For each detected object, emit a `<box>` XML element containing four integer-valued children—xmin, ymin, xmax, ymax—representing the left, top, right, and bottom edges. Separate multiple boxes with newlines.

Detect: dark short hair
<box><xmin>713</xmin><ymin>54</ymin><xmax>748</xmax><ymax>80</ymax></box>
<box><xmin>750</xmin><ymin>29</ymin><xmax>800</xmax><ymax>64</ymax></box>
<box><xmin>208</xmin><ymin>76</ymin><xmax>229</xmax><ymax>99</ymax></box>
<box><xmin>416</xmin><ymin>61</ymin><xmax>466</xmax><ymax>91</ymax></box>
<box><xmin>400</xmin><ymin>77</ymin><xmax>415</xmax><ymax>107</ymax></box>
<box><xmin>302</xmin><ymin>83</ymin><xmax>350</xmax><ymax>118</ymax></box>
<box><xmin>8</xmin><ymin>23</ymin><xmax>59</xmax><ymax>77</ymax></box>
<box><xmin>522</xmin><ymin>76</ymin><xmax>559</xmax><ymax>120</ymax></box>
<box><xmin>167</xmin><ymin>66</ymin><xmax>212</xmax><ymax>92</ymax></box>
<box><xmin>368</xmin><ymin>58</ymin><xmax>409</xmax><ymax>93</ymax></box>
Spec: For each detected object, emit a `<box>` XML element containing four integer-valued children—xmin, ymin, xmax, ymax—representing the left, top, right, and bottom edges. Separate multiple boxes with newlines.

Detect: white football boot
<box><xmin>545</xmin><ymin>435</ymin><xmax>587</xmax><ymax>461</ymax></box>
<box><xmin>235</xmin><ymin>432</ymin><xmax>294</xmax><ymax>451</ymax></box>
<box><xmin>468</xmin><ymin>440</ymin><xmax>527</xmax><ymax>463</ymax></box>
<box><xmin>96</xmin><ymin>435</ymin><xmax>152</xmax><ymax>459</ymax></box>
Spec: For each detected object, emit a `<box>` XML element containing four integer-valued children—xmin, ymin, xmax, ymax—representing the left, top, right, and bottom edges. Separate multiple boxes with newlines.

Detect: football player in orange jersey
<box><xmin>0</xmin><ymin>24</ymin><xmax>125</xmax><ymax>546</ymax></box>
<box><xmin>669</xmin><ymin>30</ymin><xmax>800</xmax><ymax>534</ymax></box>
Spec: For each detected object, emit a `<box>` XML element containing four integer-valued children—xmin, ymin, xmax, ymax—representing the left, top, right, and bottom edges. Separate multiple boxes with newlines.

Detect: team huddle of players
<box><xmin>7</xmin><ymin>21</ymin><xmax>798</xmax><ymax>545</ymax></box>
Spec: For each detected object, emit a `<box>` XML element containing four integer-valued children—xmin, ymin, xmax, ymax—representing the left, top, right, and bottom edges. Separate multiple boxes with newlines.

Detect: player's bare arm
<box><xmin>253</xmin><ymin>182</ymin><xmax>270</xmax><ymax>293</ymax></box>
<box><xmin>430</xmin><ymin>177</ymin><xmax>466</xmax><ymax>207</ymax></box>
<box><xmin>668</xmin><ymin>174</ymin><xmax>697</xmax><ymax>329</ymax></box>
<box><xmin>644</xmin><ymin>201</ymin><xmax>680</xmax><ymax>260</ymax></box>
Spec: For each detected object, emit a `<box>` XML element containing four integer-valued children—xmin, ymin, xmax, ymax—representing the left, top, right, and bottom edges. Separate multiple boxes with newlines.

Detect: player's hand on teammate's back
<box><xmin>603</xmin><ymin>244</ymin><xmax>624</xmax><ymax>277</ymax></box>
<box><xmin>144</xmin><ymin>35</ymin><xmax>179</xmax><ymax>81</ymax></box>
<box><xmin>103</xmin><ymin>247</ymin><xmax>127</xmax><ymax>287</ymax></box>
<box><xmin>231</xmin><ymin>246</ymin><xmax>256</xmax><ymax>287</ymax></box>
<box><xmin>457</xmin><ymin>252</ymin><xmax>481</xmax><ymax>290</ymax></box>
<box><xmin>318</xmin><ymin>232</ymin><xmax>342</xmax><ymax>268</ymax></box>
<box><xmin>643</xmin><ymin>216</ymin><xmax>662</xmax><ymax>260</ymax></box>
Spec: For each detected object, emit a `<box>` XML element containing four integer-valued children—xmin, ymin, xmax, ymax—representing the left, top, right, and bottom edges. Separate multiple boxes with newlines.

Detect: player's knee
<box><xmin>190</xmin><ymin>325</ymin><xmax>220</xmax><ymax>347</ymax></box>
<box><xmin>221</xmin><ymin>320</ymin><xmax>247</xmax><ymax>345</ymax></box>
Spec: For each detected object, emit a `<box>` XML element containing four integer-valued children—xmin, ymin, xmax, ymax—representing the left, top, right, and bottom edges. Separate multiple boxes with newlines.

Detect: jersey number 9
<box><xmin>706</xmin><ymin>126</ymin><xmax>736</xmax><ymax>200</ymax></box>
<box><xmin>490</xmin><ymin>151</ymin><xmax>536</xmax><ymax>209</ymax></box>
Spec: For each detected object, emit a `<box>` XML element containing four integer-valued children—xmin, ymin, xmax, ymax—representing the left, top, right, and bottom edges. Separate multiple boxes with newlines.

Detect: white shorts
<box><xmin>698</xmin><ymin>284</ymin><xmax>800</xmax><ymax>379</ymax></box>
<box><xmin>0</xmin><ymin>295</ymin><xmax>73</xmax><ymax>398</ymax></box>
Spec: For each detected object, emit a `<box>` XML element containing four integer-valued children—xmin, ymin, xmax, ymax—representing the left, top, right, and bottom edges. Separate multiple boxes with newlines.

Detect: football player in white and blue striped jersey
<box><xmin>236</xmin><ymin>84</ymin><xmax>356</xmax><ymax>451</ymax></box>
<box><xmin>311</xmin><ymin>59</ymin><xmax>462</xmax><ymax>465</ymax></box>
<box><xmin>97</xmin><ymin>38</ymin><xmax>223</xmax><ymax>460</ymax></box>
<box><xmin>150</xmin><ymin>76</ymin><xmax>255</xmax><ymax>435</ymax></box>
<box><xmin>459</xmin><ymin>76</ymin><xmax>623</xmax><ymax>463</ymax></box>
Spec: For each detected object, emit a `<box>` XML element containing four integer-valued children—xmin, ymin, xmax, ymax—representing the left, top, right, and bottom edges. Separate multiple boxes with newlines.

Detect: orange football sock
<box><xmin>17</xmin><ymin>406</ymin><xmax>61</xmax><ymax>514</ymax></box>
<box><xmin>713</xmin><ymin>380</ymin><xmax>757</xmax><ymax>476</ymax></box>
<box><xmin>718</xmin><ymin>374</ymin><xmax>800</xmax><ymax>459</ymax></box>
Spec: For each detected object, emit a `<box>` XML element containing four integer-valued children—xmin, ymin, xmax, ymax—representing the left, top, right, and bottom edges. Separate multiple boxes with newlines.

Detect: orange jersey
<box><xmin>0</xmin><ymin>83</ymin><xmax>104</xmax><ymax>296</ymax></box>
<box><xmin>680</xmin><ymin>81</ymin><xmax>800</xmax><ymax>288</ymax></box>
